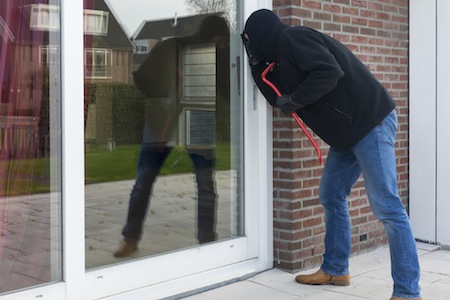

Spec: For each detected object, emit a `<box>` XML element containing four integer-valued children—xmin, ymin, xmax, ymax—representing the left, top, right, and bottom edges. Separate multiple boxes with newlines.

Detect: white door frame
<box><xmin>81</xmin><ymin>1</ymin><xmax>274</xmax><ymax>297</ymax></box>
<box><xmin>410</xmin><ymin>0</ymin><xmax>437</xmax><ymax>244</ymax></box>
<box><xmin>410</xmin><ymin>0</ymin><xmax>450</xmax><ymax>247</ymax></box>
<box><xmin>435</xmin><ymin>0</ymin><xmax>450</xmax><ymax>247</ymax></box>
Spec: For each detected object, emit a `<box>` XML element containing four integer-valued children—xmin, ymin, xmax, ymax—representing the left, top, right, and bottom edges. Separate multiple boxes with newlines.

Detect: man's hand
<box><xmin>276</xmin><ymin>94</ymin><xmax>302</xmax><ymax>115</ymax></box>
<box><xmin>241</xmin><ymin>32</ymin><xmax>260</xmax><ymax>65</ymax></box>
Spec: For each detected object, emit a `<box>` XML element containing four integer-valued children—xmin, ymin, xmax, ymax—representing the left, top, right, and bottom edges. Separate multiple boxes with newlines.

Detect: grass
<box><xmin>0</xmin><ymin>157</ymin><xmax>52</xmax><ymax>196</ymax></box>
<box><xmin>0</xmin><ymin>143</ymin><xmax>231</xmax><ymax>195</ymax></box>
<box><xmin>85</xmin><ymin>143</ymin><xmax>231</xmax><ymax>184</ymax></box>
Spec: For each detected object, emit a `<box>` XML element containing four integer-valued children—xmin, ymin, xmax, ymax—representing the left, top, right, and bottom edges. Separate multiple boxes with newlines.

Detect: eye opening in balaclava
<box><xmin>243</xmin><ymin>9</ymin><xmax>282</xmax><ymax>61</ymax></box>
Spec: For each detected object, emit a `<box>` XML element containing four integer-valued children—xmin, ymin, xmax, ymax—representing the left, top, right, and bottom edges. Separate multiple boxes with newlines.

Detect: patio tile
<box><xmin>183</xmin><ymin>280</ymin><xmax>302</xmax><ymax>300</ymax></box>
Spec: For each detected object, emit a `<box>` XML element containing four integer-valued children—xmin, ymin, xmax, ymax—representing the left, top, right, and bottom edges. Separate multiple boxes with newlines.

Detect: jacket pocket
<box><xmin>326</xmin><ymin>103</ymin><xmax>352</xmax><ymax>124</ymax></box>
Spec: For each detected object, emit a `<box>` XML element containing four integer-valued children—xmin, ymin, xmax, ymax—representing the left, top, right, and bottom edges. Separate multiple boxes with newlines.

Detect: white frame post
<box><xmin>436</xmin><ymin>0</ymin><xmax>450</xmax><ymax>246</ymax></box>
<box><xmin>409</xmin><ymin>0</ymin><xmax>437</xmax><ymax>243</ymax></box>
<box><xmin>61</xmin><ymin>0</ymin><xmax>86</xmax><ymax>298</ymax></box>
<box><xmin>242</xmin><ymin>0</ymin><xmax>274</xmax><ymax>266</ymax></box>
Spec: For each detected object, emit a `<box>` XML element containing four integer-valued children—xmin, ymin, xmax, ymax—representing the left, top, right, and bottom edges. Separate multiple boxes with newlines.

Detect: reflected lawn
<box><xmin>0</xmin><ymin>144</ymin><xmax>231</xmax><ymax>196</ymax></box>
<box><xmin>0</xmin><ymin>157</ymin><xmax>51</xmax><ymax>196</ymax></box>
<box><xmin>85</xmin><ymin>144</ymin><xmax>231</xmax><ymax>184</ymax></box>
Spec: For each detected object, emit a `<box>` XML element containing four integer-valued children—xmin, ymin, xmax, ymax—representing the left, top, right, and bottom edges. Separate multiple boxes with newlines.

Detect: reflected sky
<box><xmin>106</xmin><ymin>0</ymin><xmax>189</xmax><ymax>36</ymax></box>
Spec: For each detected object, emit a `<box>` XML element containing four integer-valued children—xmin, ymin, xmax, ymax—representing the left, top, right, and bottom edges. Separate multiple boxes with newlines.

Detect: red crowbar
<box><xmin>261</xmin><ymin>62</ymin><xmax>323</xmax><ymax>164</ymax></box>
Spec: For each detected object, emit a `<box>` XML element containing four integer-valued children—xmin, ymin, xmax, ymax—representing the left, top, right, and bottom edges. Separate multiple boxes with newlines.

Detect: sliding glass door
<box><xmin>0</xmin><ymin>1</ymin><xmax>273</xmax><ymax>299</ymax></box>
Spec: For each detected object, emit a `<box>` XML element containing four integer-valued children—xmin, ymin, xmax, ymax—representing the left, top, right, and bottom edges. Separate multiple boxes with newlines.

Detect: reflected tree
<box><xmin>185</xmin><ymin>0</ymin><xmax>230</xmax><ymax>14</ymax></box>
<box><xmin>185</xmin><ymin>0</ymin><xmax>235</xmax><ymax>29</ymax></box>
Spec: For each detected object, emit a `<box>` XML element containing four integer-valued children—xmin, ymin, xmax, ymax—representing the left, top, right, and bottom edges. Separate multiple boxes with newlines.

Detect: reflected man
<box><xmin>114</xmin><ymin>15</ymin><xmax>229</xmax><ymax>257</ymax></box>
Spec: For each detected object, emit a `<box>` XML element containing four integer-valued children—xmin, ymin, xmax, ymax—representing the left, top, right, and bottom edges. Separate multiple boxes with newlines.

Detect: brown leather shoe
<box><xmin>390</xmin><ymin>298</ymin><xmax>422</xmax><ymax>300</ymax></box>
<box><xmin>113</xmin><ymin>240</ymin><xmax>138</xmax><ymax>257</ymax></box>
<box><xmin>295</xmin><ymin>269</ymin><xmax>350</xmax><ymax>286</ymax></box>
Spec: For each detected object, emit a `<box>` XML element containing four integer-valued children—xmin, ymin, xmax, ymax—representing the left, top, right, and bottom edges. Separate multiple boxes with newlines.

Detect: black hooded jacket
<box><xmin>246</xmin><ymin>12</ymin><xmax>396</xmax><ymax>151</ymax></box>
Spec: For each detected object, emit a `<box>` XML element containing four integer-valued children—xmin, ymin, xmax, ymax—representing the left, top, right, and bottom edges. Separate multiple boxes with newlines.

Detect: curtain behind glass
<box><xmin>0</xmin><ymin>0</ymin><xmax>62</xmax><ymax>294</ymax></box>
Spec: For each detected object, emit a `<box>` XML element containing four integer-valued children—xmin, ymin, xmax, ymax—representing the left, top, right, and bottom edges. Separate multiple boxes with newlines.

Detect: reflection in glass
<box><xmin>84</xmin><ymin>0</ymin><xmax>243</xmax><ymax>268</ymax></box>
<box><xmin>0</xmin><ymin>0</ymin><xmax>62</xmax><ymax>294</ymax></box>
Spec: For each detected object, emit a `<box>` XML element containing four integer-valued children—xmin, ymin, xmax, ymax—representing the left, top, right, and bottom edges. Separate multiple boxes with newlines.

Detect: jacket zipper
<box><xmin>326</xmin><ymin>103</ymin><xmax>353</xmax><ymax>124</ymax></box>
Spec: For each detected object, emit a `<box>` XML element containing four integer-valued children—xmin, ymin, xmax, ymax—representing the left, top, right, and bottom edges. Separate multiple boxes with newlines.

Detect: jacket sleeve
<box><xmin>284</xmin><ymin>29</ymin><xmax>344</xmax><ymax>107</ymax></box>
<box><xmin>249</xmin><ymin>61</ymin><xmax>280</xmax><ymax>107</ymax></box>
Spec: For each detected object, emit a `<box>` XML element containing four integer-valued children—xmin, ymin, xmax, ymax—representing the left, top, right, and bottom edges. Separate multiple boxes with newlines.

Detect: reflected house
<box><xmin>0</xmin><ymin>0</ymin><xmax>53</xmax><ymax>160</ymax></box>
<box><xmin>132</xmin><ymin>14</ymin><xmax>213</xmax><ymax>67</ymax></box>
<box><xmin>84</xmin><ymin>0</ymin><xmax>133</xmax><ymax>83</ymax></box>
<box><xmin>83</xmin><ymin>0</ymin><xmax>138</xmax><ymax>148</ymax></box>
<box><xmin>132</xmin><ymin>13</ymin><xmax>230</xmax><ymax>148</ymax></box>
<box><xmin>0</xmin><ymin>0</ymin><xmax>135</xmax><ymax>157</ymax></box>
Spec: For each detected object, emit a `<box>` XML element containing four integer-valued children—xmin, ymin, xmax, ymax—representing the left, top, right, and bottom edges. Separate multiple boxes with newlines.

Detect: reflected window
<box><xmin>29</xmin><ymin>4</ymin><xmax>60</xmax><ymax>31</ymax></box>
<box><xmin>40</xmin><ymin>45</ymin><xmax>60</xmax><ymax>64</ymax></box>
<box><xmin>134</xmin><ymin>40</ymin><xmax>150</xmax><ymax>54</ymax></box>
<box><xmin>84</xmin><ymin>9</ymin><xmax>109</xmax><ymax>35</ymax></box>
<box><xmin>85</xmin><ymin>48</ymin><xmax>112</xmax><ymax>78</ymax></box>
<box><xmin>182</xmin><ymin>42</ymin><xmax>216</xmax><ymax>105</ymax></box>
<box><xmin>0</xmin><ymin>0</ymin><xmax>62</xmax><ymax>294</ymax></box>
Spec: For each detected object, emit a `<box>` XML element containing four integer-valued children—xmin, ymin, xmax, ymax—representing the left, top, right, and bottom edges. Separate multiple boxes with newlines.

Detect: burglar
<box><xmin>242</xmin><ymin>9</ymin><xmax>421</xmax><ymax>300</ymax></box>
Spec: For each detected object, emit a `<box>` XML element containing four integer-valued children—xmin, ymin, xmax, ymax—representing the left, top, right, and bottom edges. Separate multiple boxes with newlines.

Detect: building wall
<box><xmin>271</xmin><ymin>0</ymin><xmax>409</xmax><ymax>271</ymax></box>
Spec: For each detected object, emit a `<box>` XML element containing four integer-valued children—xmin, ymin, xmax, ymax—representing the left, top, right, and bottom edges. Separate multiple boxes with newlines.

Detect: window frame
<box><xmin>84</xmin><ymin>48</ymin><xmax>113</xmax><ymax>79</ymax></box>
<box><xmin>83</xmin><ymin>9</ymin><xmax>109</xmax><ymax>36</ymax></box>
<box><xmin>40</xmin><ymin>45</ymin><xmax>60</xmax><ymax>64</ymax></box>
<box><xmin>29</xmin><ymin>3</ymin><xmax>60</xmax><ymax>31</ymax></box>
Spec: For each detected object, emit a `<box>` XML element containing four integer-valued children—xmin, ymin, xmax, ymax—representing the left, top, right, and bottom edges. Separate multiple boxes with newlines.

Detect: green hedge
<box><xmin>85</xmin><ymin>82</ymin><xmax>145</xmax><ymax>146</ymax></box>
<box><xmin>85</xmin><ymin>81</ymin><xmax>231</xmax><ymax>146</ymax></box>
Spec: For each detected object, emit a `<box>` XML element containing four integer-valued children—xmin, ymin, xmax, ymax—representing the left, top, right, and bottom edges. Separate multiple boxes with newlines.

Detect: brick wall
<box><xmin>271</xmin><ymin>0</ymin><xmax>409</xmax><ymax>272</ymax></box>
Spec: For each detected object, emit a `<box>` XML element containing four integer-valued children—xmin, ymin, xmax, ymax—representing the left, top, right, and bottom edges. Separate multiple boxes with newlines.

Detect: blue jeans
<box><xmin>319</xmin><ymin>110</ymin><xmax>421</xmax><ymax>298</ymax></box>
<box><xmin>122</xmin><ymin>146</ymin><xmax>217</xmax><ymax>244</ymax></box>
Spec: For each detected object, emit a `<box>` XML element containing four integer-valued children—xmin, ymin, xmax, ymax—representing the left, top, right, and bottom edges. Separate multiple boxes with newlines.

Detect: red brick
<box><xmin>303</xmin><ymin>236</ymin><xmax>324</xmax><ymax>248</ymax></box>
<box><xmin>303</xmin><ymin>1</ymin><xmax>322</xmax><ymax>10</ymax></box>
<box><xmin>323</xmin><ymin>4</ymin><xmax>342</xmax><ymax>13</ymax></box>
<box><xmin>303</xmin><ymin>216</ymin><xmax>323</xmax><ymax>228</ymax></box>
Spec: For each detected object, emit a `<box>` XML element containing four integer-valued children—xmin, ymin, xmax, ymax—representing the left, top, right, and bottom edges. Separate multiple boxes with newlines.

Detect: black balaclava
<box><xmin>244</xmin><ymin>9</ymin><xmax>284</xmax><ymax>61</ymax></box>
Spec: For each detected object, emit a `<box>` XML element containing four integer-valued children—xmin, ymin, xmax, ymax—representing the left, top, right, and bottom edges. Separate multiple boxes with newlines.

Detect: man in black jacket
<box><xmin>242</xmin><ymin>9</ymin><xmax>421</xmax><ymax>300</ymax></box>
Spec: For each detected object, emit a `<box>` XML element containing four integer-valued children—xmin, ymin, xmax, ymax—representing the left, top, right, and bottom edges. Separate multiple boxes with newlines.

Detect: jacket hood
<box><xmin>260</xmin><ymin>22</ymin><xmax>289</xmax><ymax>61</ymax></box>
<box><xmin>244</xmin><ymin>9</ymin><xmax>287</xmax><ymax>61</ymax></box>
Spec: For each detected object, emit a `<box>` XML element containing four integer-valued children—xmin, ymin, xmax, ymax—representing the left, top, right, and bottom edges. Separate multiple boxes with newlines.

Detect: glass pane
<box><xmin>84</xmin><ymin>0</ymin><xmax>244</xmax><ymax>269</ymax></box>
<box><xmin>0</xmin><ymin>0</ymin><xmax>62</xmax><ymax>294</ymax></box>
